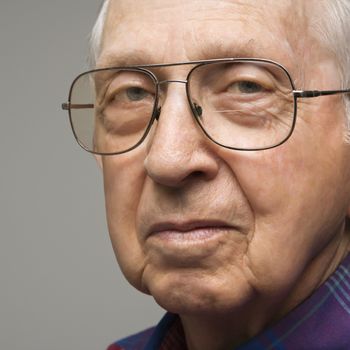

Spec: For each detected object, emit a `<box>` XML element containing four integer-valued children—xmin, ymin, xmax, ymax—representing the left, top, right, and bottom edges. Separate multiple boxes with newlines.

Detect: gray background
<box><xmin>0</xmin><ymin>1</ymin><xmax>163</xmax><ymax>349</ymax></box>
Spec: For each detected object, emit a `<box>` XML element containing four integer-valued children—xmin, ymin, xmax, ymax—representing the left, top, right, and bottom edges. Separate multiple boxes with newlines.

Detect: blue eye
<box><xmin>126</xmin><ymin>87</ymin><xmax>149</xmax><ymax>101</ymax></box>
<box><xmin>236</xmin><ymin>81</ymin><xmax>263</xmax><ymax>93</ymax></box>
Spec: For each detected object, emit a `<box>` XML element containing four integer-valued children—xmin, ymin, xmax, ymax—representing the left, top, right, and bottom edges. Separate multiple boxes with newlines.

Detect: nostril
<box><xmin>191</xmin><ymin>170</ymin><xmax>204</xmax><ymax>179</ymax></box>
<box><xmin>182</xmin><ymin>169</ymin><xmax>213</xmax><ymax>185</ymax></box>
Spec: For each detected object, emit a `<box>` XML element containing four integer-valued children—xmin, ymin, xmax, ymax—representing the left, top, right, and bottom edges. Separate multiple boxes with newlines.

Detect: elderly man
<box><xmin>63</xmin><ymin>0</ymin><xmax>350</xmax><ymax>349</ymax></box>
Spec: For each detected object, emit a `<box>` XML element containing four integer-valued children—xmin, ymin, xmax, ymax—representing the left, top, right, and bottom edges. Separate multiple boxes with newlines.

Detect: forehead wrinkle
<box><xmin>106</xmin><ymin>0</ymin><xmax>188</xmax><ymax>25</ymax></box>
<box><xmin>183</xmin><ymin>1</ymin><xmax>297</xmax><ymax>67</ymax></box>
<box><xmin>101</xmin><ymin>0</ymin><xmax>315</xmax><ymax>80</ymax></box>
<box><xmin>101</xmin><ymin>0</ymin><xmax>181</xmax><ymax>67</ymax></box>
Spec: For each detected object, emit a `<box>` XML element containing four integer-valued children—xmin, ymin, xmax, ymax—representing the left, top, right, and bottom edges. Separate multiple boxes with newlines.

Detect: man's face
<box><xmin>97</xmin><ymin>0</ymin><xmax>350</xmax><ymax>322</ymax></box>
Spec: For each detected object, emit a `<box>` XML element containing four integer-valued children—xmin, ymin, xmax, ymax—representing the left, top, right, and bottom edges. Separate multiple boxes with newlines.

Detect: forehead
<box><xmin>99</xmin><ymin>0</ymin><xmax>314</xmax><ymax>71</ymax></box>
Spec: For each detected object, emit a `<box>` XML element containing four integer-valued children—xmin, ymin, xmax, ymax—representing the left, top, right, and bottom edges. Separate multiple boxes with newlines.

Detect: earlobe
<box><xmin>94</xmin><ymin>154</ymin><xmax>103</xmax><ymax>170</ymax></box>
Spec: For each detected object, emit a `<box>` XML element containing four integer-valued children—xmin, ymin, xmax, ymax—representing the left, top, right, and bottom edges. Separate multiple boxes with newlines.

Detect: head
<box><xmin>89</xmin><ymin>0</ymin><xmax>350</xmax><ymax>335</ymax></box>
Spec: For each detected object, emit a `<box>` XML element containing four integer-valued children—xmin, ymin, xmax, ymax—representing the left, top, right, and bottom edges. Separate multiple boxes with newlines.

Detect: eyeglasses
<box><xmin>62</xmin><ymin>58</ymin><xmax>350</xmax><ymax>155</ymax></box>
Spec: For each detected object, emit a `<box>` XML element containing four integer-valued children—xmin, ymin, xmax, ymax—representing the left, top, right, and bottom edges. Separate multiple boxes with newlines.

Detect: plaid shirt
<box><xmin>107</xmin><ymin>254</ymin><xmax>350</xmax><ymax>349</ymax></box>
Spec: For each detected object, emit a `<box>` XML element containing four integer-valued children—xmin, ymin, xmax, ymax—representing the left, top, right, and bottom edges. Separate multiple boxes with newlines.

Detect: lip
<box><xmin>144</xmin><ymin>220</ymin><xmax>239</xmax><ymax>262</ymax></box>
<box><xmin>146</xmin><ymin>220</ymin><xmax>234</xmax><ymax>240</ymax></box>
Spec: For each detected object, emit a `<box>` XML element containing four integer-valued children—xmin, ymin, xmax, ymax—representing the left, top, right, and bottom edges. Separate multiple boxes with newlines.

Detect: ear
<box><xmin>94</xmin><ymin>154</ymin><xmax>103</xmax><ymax>170</ymax></box>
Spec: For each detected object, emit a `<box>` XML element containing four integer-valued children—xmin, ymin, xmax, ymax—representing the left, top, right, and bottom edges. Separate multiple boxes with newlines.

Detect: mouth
<box><xmin>143</xmin><ymin>219</ymin><xmax>242</xmax><ymax>263</ymax></box>
<box><xmin>146</xmin><ymin>220</ymin><xmax>235</xmax><ymax>244</ymax></box>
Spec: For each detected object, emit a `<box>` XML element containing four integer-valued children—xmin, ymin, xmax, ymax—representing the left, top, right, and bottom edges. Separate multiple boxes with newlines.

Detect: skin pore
<box><xmin>96</xmin><ymin>1</ymin><xmax>350</xmax><ymax>349</ymax></box>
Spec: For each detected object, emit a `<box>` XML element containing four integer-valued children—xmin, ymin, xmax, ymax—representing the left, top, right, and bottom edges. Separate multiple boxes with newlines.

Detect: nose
<box><xmin>144</xmin><ymin>82</ymin><xmax>219</xmax><ymax>187</ymax></box>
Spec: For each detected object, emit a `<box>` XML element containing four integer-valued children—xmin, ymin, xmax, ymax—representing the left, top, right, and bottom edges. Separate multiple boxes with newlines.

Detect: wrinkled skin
<box><xmin>96</xmin><ymin>1</ymin><xmax>350</xmax><ymax>349</ymax></box>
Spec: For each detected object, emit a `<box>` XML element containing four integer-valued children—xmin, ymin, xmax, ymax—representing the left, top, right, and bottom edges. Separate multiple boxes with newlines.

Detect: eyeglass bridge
<box><xmin>155</xmin><ymin>79</ymin><xmax>203</xmax><ymax>119</ymax></box>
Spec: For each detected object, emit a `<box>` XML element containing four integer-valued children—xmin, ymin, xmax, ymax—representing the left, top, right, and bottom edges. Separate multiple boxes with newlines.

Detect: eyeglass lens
<box><xmin>69</xmin><ymin>61</ymin><xmax>295</xmax><ymax>154</ymax></box>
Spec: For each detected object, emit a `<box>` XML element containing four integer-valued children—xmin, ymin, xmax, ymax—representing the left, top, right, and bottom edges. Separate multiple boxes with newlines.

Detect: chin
<box><xmin>144</xmin><ymin>269</ymin><xmax>256</xmax><ymax>316</ymax></box>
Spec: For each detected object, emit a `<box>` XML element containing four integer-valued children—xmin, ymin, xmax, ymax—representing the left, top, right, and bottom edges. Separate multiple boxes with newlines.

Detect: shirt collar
<box><xmin>146</xmin><ymin>254</ymin><xmax>350</xmax><ymax>349</ymax></box>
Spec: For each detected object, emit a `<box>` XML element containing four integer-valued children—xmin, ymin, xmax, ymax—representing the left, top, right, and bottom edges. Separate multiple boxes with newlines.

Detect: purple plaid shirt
<box><xmin>108</xmin><ymin>254</ymin><xmax>350</xmax><ymax>349</ymax></box>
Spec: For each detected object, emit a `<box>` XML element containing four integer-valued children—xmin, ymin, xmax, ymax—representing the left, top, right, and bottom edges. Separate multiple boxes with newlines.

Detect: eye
<box><xmin>126</xmin><ymin>87</ymin><xmax>149</xmax><ymax>101</ymax></box>
<box><xmin>232</xmin><ymin>81</ymin><xmax>264</xmax><ymax>94</ymax></box>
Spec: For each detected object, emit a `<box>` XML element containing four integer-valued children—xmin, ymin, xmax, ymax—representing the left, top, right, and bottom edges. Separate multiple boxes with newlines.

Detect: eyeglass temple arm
<box><xmin>294</xmin><ymin>88</ymin><xmax>350</xmax><ymax>98</ymax></box>
<box><xmin>61</xmin><ymin>103</ymin><xmax>94</xmax><ymax>110</ymax></box>
<box><xmin>61</xmin><ymin>89</ymin><xmax>350</xmax><ymax>109</ymax></box>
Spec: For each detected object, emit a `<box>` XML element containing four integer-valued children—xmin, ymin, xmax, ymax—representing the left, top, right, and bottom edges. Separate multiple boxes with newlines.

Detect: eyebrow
<box><xmin>198</xmin><ymin>40</ymin><xmax>264</xmax><ymax>61</ymax></box>
<box><xmin>97</xmin><ymin>50</ymin><xmax>157</xmax><ymax>68</ymax></box>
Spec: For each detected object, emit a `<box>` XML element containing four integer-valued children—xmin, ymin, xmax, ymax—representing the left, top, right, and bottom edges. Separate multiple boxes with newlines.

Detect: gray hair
<box><xmin>317</xmin><ymin>0</ymin><xmax>350</xmax><ymax>135</ymax></box>
<box><xmin>89</xmin><ymin>0</ymin><xmax>350</xmax><ymax>128</ymax></box>
<box><xmin>89</xmin><ymin>0</ymin><xmax>110</xmax><ymax>68</ymax></box>
<box><xmin>319</xmin><ymin>1</ymin><xmax>350</xmax><ymax>89</ymax></box>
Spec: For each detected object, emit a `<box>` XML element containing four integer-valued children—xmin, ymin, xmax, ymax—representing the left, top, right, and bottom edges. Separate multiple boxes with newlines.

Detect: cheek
<box><xmin>228</xmin><ymin>98</ymin><xmax>348</xmax><ymax>226</ymax></box>
<box><xmin>102</xmin><ymin>153</ymin><xmax>148</xmax><ymax>291</ymax></box>
<box><xmin>218</xmin><ymin>103</ymin><xmax>350</xmax><ymax>286</ymax></box>
<box><xmin>220</xmin><ymin>145</ymin><xmax>307</xmax><ymax>222</ymax></box>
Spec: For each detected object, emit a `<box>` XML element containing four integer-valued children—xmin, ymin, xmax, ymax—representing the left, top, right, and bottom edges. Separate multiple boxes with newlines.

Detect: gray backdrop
<box><xmin>0</xmin><ymin>1</ymin><xmax>163</xmax><ymax>349</ymax></box>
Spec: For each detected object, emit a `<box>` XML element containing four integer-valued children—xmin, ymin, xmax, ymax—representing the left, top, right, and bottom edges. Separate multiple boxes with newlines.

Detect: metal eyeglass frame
<box><xmin>62</xmin><ymin>58</ymin><xmax>350</xmax><ymax>155</ymax></box>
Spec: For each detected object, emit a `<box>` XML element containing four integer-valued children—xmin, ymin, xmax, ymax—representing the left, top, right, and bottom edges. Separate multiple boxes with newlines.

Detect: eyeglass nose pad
<box><xmin>193</xmin><ymin>103</ymin><xmax>203</xmax><ymax>118</ymax></box>
<box><xmin>153</xmin><ymin>106</ymin><xmax>161</xmax><ymax>121</ymax></box>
